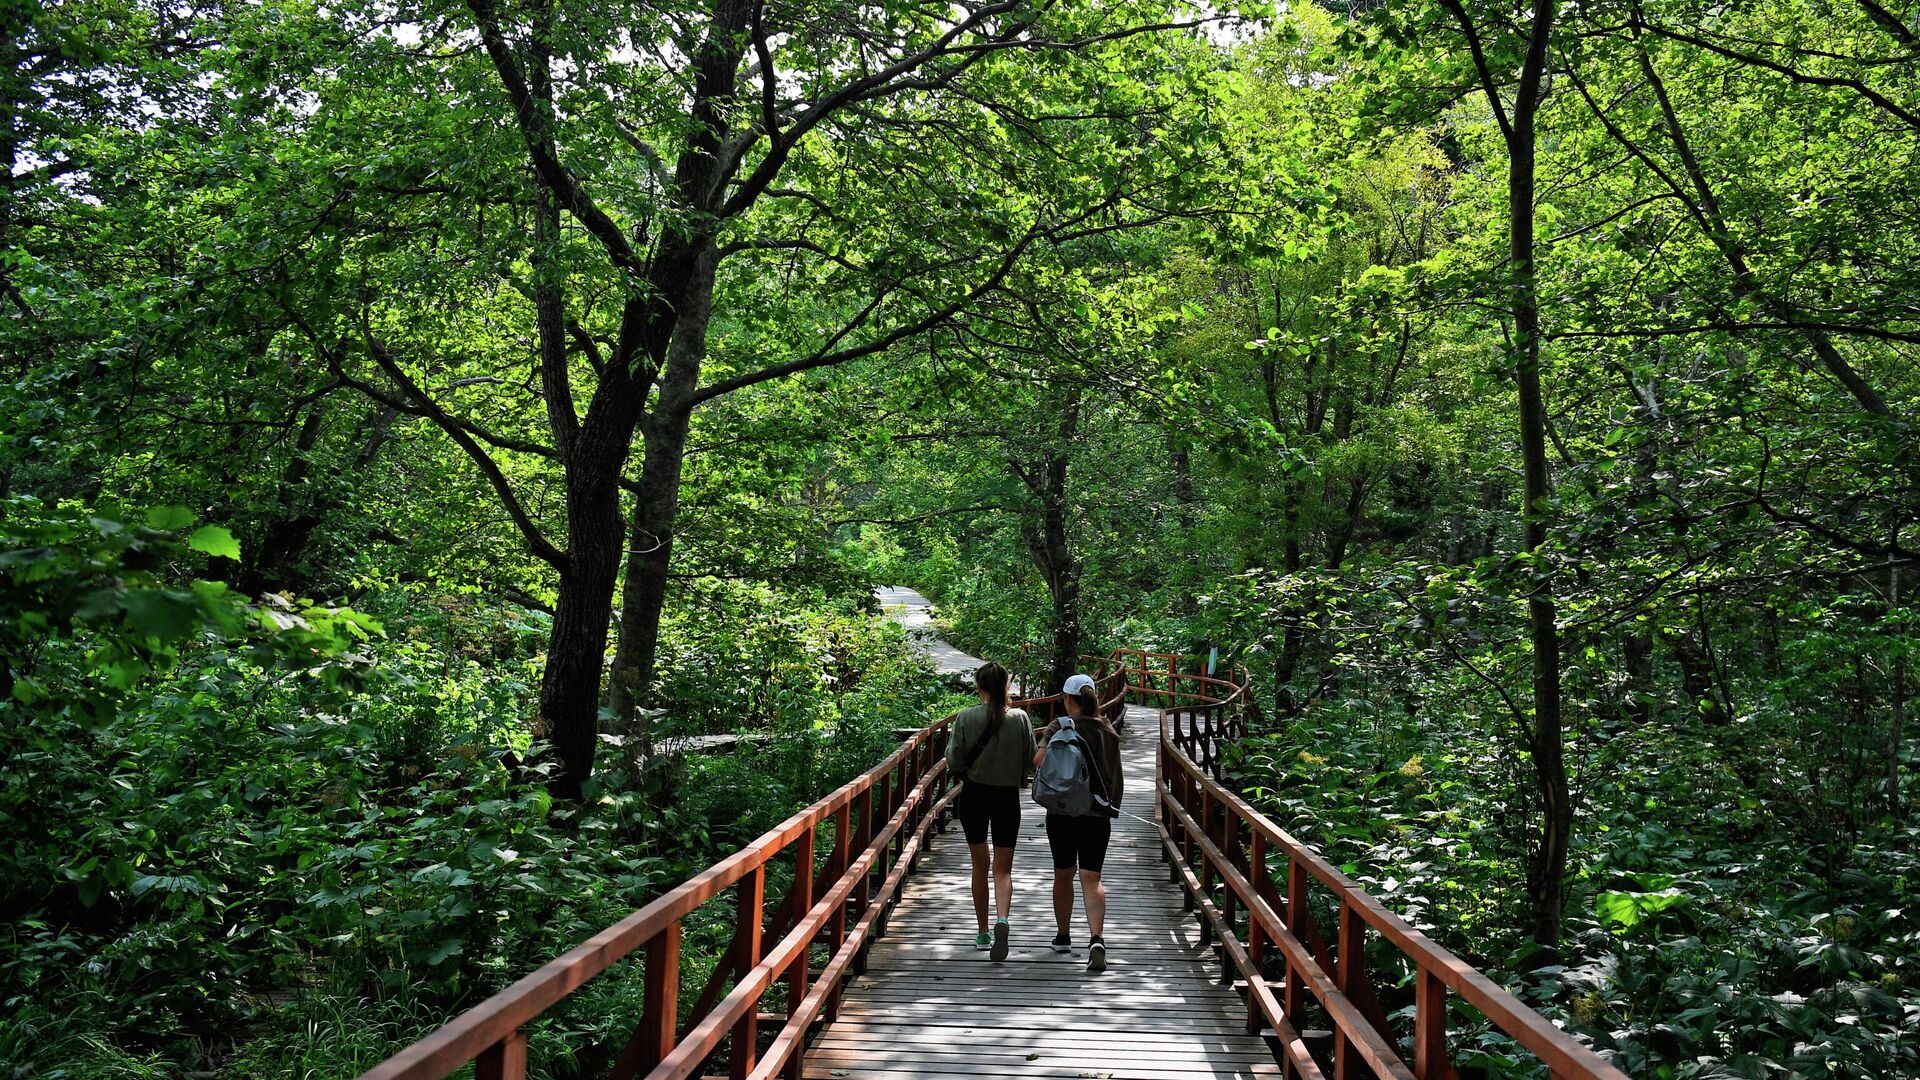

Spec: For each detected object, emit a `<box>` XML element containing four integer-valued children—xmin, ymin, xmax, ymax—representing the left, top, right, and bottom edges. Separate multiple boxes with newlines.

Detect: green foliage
<box><xmin>4</xmin><ymin>0</ymin><xmax>1917</xmax><ymax>1073</ymax></box>
<box><xmin>0</xmin><ymin>497</ymin><xmax>942</xmax><ymax>1076</ymax></box>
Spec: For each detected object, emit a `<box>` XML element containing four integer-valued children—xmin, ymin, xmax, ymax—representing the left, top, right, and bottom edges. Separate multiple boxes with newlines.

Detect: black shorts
<box><xmin>1045</xmin><ymin>813</ymin><xmax>1112</xmax><ymax>873</ymax></box>
<box><xmin>956</xmin><ymin>782</ymin><xmax>1021</xmax><ymax>847</ymax></box>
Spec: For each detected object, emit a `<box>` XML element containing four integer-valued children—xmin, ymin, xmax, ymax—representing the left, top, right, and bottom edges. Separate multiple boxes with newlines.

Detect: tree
<box><xmin>313</xmin><ymin>0</ymin><xmax>1235</xmax><ymax>794</ymax></box>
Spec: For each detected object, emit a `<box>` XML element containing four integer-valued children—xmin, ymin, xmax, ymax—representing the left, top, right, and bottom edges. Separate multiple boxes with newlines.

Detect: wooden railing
<box><xmin>1145</xmin><ymin>658</ymin><xmax>1629</xmax><ymax>1080</ymax></box>
<box><xmin>360</xmin><ymin>706</ymin><xmax>1003</xmax><ymax>1080</ymax></box>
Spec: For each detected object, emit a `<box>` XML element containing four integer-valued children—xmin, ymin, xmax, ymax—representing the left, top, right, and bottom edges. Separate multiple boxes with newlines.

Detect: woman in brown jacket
<box><xmin>1032</xmin><ymin>672</ymin><xmax>1122</xmax><ymax>972</ymax></box>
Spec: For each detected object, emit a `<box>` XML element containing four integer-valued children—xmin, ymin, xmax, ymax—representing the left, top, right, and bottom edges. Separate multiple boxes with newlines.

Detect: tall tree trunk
<box><xmin>1891</xmin><ymin>559</ymin><xmax>1907</xmax><ymax>814</ymax></box>
<box><xmin>1669</xmin><ymin>630</ymin><xmax>1730</xmax><ymax>726</ymax></box>
<box><xmin>521</xmin><ymin>0</ymin><xmax>622</xmax><ymax>801</ymax></box>
<box><xmin>541</xmin><ymin>430</ymin><xmax>630</xmax><ymax>800</ymax></box>
<box><xmin>1511</xmin><ymin>60</ymin><xmax>1570</xmax><ymax>956</ymax></box>
<box><xmin>1446</xmin><ymin>0</ymin><xmax>1568</xmax><ymax>948</ymax></box>
<box><xmin>1038</xmin><ymin>434</ymin><xmax>1082</xmax><ymax>689</ymax></box>
<box><xmin>1512</xmin><ymin>97</ymin><xmax>1571</xmax><ymax>955</ymax></box>
<box><xmin>243</xmin><ymin>404</ymin><xmax>327</xmax><ymax>594</ymax></box>
<box><xmin>1016</xmin><ymin>393</ymin><xmax>1083</xmax><ymax>690</ymax></box>
<box><xmin>607</xmin><ymin>245</ymin><xmax>721</xmax><ymax>749</ymax></box>
<box><xmin>1044</xmin><ymin>484</ymin><xmax>1090</xmax><ymax>684</ymax></box>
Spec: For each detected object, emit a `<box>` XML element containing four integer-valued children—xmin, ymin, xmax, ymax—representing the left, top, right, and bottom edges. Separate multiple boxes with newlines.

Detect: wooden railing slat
<box><xmin>473</xmin><ymin>1030</ymin><xmax>526</xmax><ymax>1080</ymax></box>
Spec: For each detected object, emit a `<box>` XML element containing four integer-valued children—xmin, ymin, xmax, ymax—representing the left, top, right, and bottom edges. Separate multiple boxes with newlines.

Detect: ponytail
<box><xmin>975</xmin><ymin>661</ymin><xmax>1009</xmax><ymax>724</ymax></box>
<box><xmin>1072</xmin><ymin>685</ymin><xmax>1100</xmax><ymax>719</ymax></box>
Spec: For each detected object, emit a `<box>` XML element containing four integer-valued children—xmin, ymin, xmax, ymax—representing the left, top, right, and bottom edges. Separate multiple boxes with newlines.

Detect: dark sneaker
<box><xmin>1050</xmin><ymin>933</ymin><xmax>1071</xmax><ymax>954</ymax></box>
<box><xmin>991</xmin><ymin>919</ymin><xmax>1010</xmax><ymax>962</ymax></box>
<box><xmin>1086</xmin><ymin>936</ymin><xmax>1106</xmax><ymax>973</ymax></box>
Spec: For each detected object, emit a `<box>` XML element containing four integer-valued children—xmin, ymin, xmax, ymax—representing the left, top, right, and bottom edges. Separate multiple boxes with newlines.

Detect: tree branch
<box><xmin>465</xmin><ymin>0</ymin><xmax>648</xmax><ymax>279</ymax></box>
<box><xmin>1852</xmin><ymin>0</ymin><xmax>1920</xmax><ymax>52</ymax></box>
<box><xmin>1638</xmin><ymin>18</ymin><xmax>1920</xmax><ymax>132</ymax></box>
<box><xmin>1437</xmin><ymin>0</ymin><xmax>1518</xmax><ymax>144</ymax></box>
<box><xmin>362</xmin><ymin>332</ymin><xmax>569</xmax><ymax>570</ymax></box>
<box><xmin>683</xmin><ymin>203</ymin><xmax>1075</xmax><ymax>410</ymax></box>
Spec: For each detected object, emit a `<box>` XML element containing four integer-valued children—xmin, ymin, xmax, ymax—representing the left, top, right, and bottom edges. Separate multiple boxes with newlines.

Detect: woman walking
<box><xmin>1034</xmin><ymin>672</ymin><xmax>1123</xmax><ymax>972</ymax></box>
<box><xmin>945</xmin><ymin>661</ymin><xmax>1035</xmax><ymax>961</ymax></box>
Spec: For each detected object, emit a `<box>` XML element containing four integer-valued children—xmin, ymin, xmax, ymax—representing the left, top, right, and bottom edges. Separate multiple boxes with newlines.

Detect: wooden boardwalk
<box><xmin>875</xmin><ymin>586</ymin><xmax>990</xmax><ymax>679</ymax></box>
<box><xmin>806</xmin><ymin>706</ymin><xmax>1279</xmax><ymax>1080</ymax></box>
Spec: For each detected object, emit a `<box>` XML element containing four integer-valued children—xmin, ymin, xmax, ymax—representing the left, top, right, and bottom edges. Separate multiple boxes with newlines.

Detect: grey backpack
<box><xmin>1032</xmin><ymin>717</ymin><xmax>1096</xmax><ymax>817</ymax></box>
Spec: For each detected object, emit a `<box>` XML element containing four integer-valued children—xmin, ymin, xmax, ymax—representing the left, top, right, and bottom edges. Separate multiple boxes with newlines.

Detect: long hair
<box><xmin>975</xmin><ymin>661</ymin><xmax>1008</xmax><ymax>725</ymax></box>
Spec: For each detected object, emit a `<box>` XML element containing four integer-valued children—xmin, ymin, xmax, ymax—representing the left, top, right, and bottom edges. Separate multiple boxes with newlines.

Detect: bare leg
<box><xmin>969</xmin><ymin>843</ymin><xmax>990</xmax><ymax>932</ymax></box>
<box><xmin>1053</xmin><ymin>868</ymin><xmax>1075</xmax><ymax>935</ymax></box>
<box><xmin>992</xmin><ymin>846</ymin><xmax>1016</xmax><ymax>920</ymax></box>
<box><xmin>1080</xmin><ymin>869</ymin><xmax>1106</xmax><ymax>938</ymax></box>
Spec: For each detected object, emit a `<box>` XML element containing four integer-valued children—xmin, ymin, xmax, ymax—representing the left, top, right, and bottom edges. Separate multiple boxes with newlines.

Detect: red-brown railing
<box><xmin>359</xmin><ymin>699</ymin><xmax>1036</xmax><ymax>1080</ymax></box>
<box><xmin>1145</xmin><ymin>658</ymin><xmax>1628</xmax><ymax>1080</ymax></box>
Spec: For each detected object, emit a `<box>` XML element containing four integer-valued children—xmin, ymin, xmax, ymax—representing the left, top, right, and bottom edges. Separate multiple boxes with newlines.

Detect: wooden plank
<box><xmin>815</xmin><ymin>1030</ymin><xmax>1282</xmax><ymax>1053</ymax></box>
<box><xmin>808</xmin><ymin>1054</ymin><xmax>1281</xmax><ymax>1072</ymax></box>
<box><xmin>802</xmin><ymin>1060</ymin><xmax>1282</xmax><ymax>1068</ymax></box>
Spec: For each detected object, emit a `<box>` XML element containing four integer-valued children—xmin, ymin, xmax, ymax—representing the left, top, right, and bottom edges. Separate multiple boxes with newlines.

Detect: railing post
<box><xmin>785</xmin><ymin>826</ymin><xmax>816</xmax><ymax>1080</ymax></box>
<box><xmin>828</xmin><ymin>802</ymin><xmax>852</xmax><ymax>959</ymax></box>
<box><xmin>1193</xmin><ymin>786</ymin><xmax>1212</xmax><ymax>923</ymax></box>
<box><xmin>1219</xmin><ymin>810</ymin><xmax>1238</xmax><ymax>956</ymax></box>
<box><xmin>906</xmin><ymin>751</ymin><xmax>928</xmax><ymax>874</ymax></box>
<box><xmin>730</xmin><ymin>868</ymin><xmax>765</xmax><ymax>1080</ymax></box>
<box><xmin>1285</xmin><ymin>858</ymin><xmax>1308</xmax><ymax>1022</ymax></box>
<box><xmin>1334</xmin><ymin>901</ymin><xmax>1364</xmax><ymax>1079</ymax></box>
<box><xmin>636</xmin><ymin>922</ymin><xmax>682</xmax><ymax>1070</ymax></box>
<box><xmin>874</xmin><ymin>770</ymin><xmax>893</xmax><ymax>883</ymax></box>
<box><xmin>1247</xmin><ymin>831</ymin><xmax>1268</xmax><ymax>1033</ymax></box>
<box><xmin>475</xmin><ymin>1030</ymin><xmax>528</xmax><ymax>1080</ymax></box>
<box><xmin>1415</xmin><ymin>968</ymin><xmax>1447</xmax><ymax>1079</ymax></box>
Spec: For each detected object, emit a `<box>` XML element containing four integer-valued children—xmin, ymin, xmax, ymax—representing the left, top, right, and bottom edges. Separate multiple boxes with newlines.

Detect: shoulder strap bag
<box><xmin>958</xmin><ymin>708</ymin><xmax>1007</xmax><ymax>784</ymax></box>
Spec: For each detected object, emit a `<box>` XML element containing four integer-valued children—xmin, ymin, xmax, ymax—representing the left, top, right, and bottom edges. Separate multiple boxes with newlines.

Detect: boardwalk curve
<box><xmin>874</xmin><ymin>586</ymin><xmax>987</xmax><ymax>678</ymax></box>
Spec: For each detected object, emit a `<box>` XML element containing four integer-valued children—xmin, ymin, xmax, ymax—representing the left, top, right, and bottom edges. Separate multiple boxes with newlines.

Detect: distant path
<box><xmin>875</xmin><ymin>585</ymin><xmax>988</xmax><ymax>678</ymax></box>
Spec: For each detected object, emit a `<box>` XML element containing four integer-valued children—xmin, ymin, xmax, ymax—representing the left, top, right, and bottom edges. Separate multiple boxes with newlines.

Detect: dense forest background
<box><xmin>3</xmin><ymin>0</ymin><xmax>1915</xmax><ymax>1075</ymax></box>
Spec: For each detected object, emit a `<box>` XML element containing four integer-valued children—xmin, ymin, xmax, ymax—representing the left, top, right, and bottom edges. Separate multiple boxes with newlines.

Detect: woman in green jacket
<box><xmin>945</xmin><ymin>661</ymin><xmax>1035</xmax><ymax>961</ymax></box>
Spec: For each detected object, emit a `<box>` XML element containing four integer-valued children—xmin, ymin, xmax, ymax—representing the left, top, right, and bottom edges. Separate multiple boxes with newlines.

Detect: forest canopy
<box><xmin>2</xmin><ymin>0</ymin><xmax>1915</xmax><ymax>1075</ymax></box>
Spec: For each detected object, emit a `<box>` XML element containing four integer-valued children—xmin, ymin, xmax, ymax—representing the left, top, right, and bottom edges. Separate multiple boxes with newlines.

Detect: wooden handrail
<box><xmin>1147</xmin><ymin>658</ymin><xmax>1629</xmax><ymax>1080</ymax></box>
<box><xmin>360</xmin><ymin>714</ymin><xmax>963</xmax><ymax>1080</ymax></box>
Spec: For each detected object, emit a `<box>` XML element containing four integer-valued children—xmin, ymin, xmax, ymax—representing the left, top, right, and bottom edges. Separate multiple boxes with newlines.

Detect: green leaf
<box><xmin>1595</xmin><ymin>891</ymin><xmax>1641</xmax><ymax>930</ymax></box>
<box><xmin>424</xmin><ymin>938</ymin><xmax>464</xmax><ymax>965</ymax></box>
<box><xmin>1596</xmin><ymin>888</ymin><xmax>1686</xmax><ymax>932</ymax></box>
<box><xmin>187</xmin><ymin>525</ymin><xmax>241</xmax><ymax>560</ymax></box>
<box><xmin>122</xmin><ymin>589</ymin><xmax>204</xmax><ymax>644</ymax></box>
<box><xmin>147</xmin><ymin>506</ymin><xmax>197</xmax><ymax>530</ymax></box>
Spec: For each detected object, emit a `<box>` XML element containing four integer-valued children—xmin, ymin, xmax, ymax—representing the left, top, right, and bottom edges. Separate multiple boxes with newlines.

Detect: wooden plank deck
<box><xmin>807</xmin><ymin>706</ymin><xmax>1278</xmax><ymax>1079</ymax></box>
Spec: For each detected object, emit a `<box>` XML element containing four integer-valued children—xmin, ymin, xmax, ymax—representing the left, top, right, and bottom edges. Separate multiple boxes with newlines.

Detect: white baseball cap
<box><xmin>1061</xmin><ymin>673</ymin><xmax>1096</xmax><ymax>697</ymax></box>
